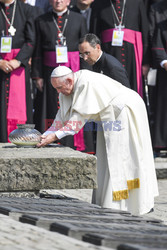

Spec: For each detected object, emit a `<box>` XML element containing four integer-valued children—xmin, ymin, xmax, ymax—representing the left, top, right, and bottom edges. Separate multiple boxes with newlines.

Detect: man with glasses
<box><xmin>79</xmin><ymin>33</ymin><xmax>130</xmax><ymax>88</ymax></box>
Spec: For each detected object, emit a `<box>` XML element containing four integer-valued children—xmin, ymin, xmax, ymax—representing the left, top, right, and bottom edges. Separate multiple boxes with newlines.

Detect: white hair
<box><xmin>58</xmin><ymin>72</ymin><xmax>74</xmax><ymax>83</ymax></box>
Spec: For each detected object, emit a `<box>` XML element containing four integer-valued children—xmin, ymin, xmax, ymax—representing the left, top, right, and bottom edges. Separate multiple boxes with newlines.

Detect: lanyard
<box><xmin>110</xmin><ymin>0</ymin><xmax>126</xmax><ymax>29</ymax></box>
<box><xmin>52</xmin><ymin>10</ymin><xmax>69</xmax><ymax>38</ymax></box>
<box><xmin>1</xmin><ymin>0</ymin><xmax>17</xmax><ymax>36</ymax></box>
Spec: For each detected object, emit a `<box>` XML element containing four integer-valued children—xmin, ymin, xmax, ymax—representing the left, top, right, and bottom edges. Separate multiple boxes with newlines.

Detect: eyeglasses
<box><xmin>79</xmin><ymin>51</ymin><xmax>90</xmax><ymax>58</ymax></box>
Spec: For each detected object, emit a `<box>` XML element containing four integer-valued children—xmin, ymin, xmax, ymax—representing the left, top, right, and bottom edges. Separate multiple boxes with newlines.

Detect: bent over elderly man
<box><xmin>37</xmin><ymin>66</ymin><xmax>158</xmax><ymax>216</ymax></box>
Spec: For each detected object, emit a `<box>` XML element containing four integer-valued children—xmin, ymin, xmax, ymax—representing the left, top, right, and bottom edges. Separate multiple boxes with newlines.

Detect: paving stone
<box><xmin>0</xmin><ymin>196</ymin><xmax>166</xmax><ymax>250</ymax></box>
<box><xmin>83</xmin><ymin>232</ymin><xmax>167</xmax><ymax>249</ymax></box>
<box><xmin>117</xmin><ymin>244</ymin><xmax>167</xmax><ymax>250</ymax></box>
<box><xmin>0</xmin><ymin>143</ymin><xmax>167</xmax><ymax>250</ymax></box>
<box><xmin>142</xmin><ymin>179</ymin><xmax>167</xmax><ymax>225</ymax></box>
<box><xmin>155</xmin><ymin>157</ymin><xmax>167</xmax><ymax>179</ymax></box>
<box><xmin>0</xmin><ymin>214</ymin><xmax>110</xmax><ymax>250</ymax></box>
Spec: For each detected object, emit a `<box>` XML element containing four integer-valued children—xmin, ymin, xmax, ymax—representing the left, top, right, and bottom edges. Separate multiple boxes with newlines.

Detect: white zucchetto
<box><xmin>51</xmin><ymin>66</ymin><xmax>72</xmax><ymax>78</ymax></box>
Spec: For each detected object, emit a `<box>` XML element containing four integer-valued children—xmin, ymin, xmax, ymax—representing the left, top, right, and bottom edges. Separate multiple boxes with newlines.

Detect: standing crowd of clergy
<box><xmin>0</xmin><ymin>0</ymin><xmax>167</xmax><ymax>158</ymax></box>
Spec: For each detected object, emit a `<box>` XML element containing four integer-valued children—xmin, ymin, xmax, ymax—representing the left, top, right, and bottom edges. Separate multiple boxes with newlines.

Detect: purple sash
<box><xmin>101</xmin><ymin>28</ymin><xmax>143</xmax><ymax>97</ymax></box>
<box><xmin>43</xmin><ymin>51</ymin><xmax>85</xmax><ymax>151</ymax></box>
<box><xmin>0</xmin><ymin>49</ymin><xmax>26</xmax><ymax>141</ymax></box>
<box><xmin>43</xmin><ymin>51</ymin><xmax>80</xmax><ymax>71</ymax></box>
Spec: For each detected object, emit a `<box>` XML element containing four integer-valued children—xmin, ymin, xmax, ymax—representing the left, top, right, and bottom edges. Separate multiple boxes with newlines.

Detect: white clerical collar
<box><xmin>53</xmin><ymin>8</ymin><xmax>68</xmax><ymax>16</ymax></box>
<box><xmin>80</xmin><ymin>7</ymin><xmax>90</xmax><ymax>13</ymax></box>
<box><xmin>25</xmin><ymin>0</ymin><xmax>36</xmax><ymax>6</ymax></box>
<box><xmin>5</xmin><ymin>0</ymin><xmax>15</xmax><ymax>7</ymax></box>
<box><xmin>80</xmin><ymin>9</ymin><xmax>86</xmax><ymax>13</ymax></box>
<box><xmin>96</xmin><ymin>51</ymin><xmax>103</xmax><ymax>63</ymax></box>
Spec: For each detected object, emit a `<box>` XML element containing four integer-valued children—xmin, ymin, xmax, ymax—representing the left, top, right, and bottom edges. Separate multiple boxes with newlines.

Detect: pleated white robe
<box><xmin>50</xmin><ymin>69</ymin><xmax>159</xmax><ymax>215</ymax></box>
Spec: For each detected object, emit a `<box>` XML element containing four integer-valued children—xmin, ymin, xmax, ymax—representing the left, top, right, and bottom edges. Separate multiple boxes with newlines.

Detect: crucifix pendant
<box><xmin>115</xmin><ymin>24</ymin><xmax>125</xmax><ymax>30</ymax></box>
<box><xmin>8</xmin><ymin>25</ymin><xmax>16</xmax><ymax>36</ymax></box>
<box><xmin>58</xmin><ymin>32</ymin><xmax>63</xmax><ymax>38</ymax></box>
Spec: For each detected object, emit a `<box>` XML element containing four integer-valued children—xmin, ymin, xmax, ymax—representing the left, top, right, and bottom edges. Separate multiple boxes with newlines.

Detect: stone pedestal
<box><xmin>0</xmin><ymin>143</ymin><xmax>97</xmax><ymax>192</ymax></box>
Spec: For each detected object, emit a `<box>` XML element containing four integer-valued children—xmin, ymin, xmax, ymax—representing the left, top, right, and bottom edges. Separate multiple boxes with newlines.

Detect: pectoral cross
<box><xmin>8</xmin><ymin>25</ymin><xmax>16</xmax><ymax>36</ymax></box>
<box><xmin>115</xmin><ymin>24</ymin><xmax>125</xmax><ymax>30</ymax></box>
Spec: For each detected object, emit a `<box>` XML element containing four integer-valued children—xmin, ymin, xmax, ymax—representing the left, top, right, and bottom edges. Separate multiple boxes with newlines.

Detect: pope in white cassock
<box><xmin>37</xmin><ymin>66</ymin><xmax>159</xmax><ymax>216</ymax></box>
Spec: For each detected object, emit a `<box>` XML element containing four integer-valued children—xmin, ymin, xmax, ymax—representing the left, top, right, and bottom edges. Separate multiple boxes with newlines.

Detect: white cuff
<box><xmin>55</xmin><ymin>129</ymin><xmax>76</xmax><ymax>140</ymax></box>
<box><xmin>160</xmin><ymin>60</ymin><xmax>167</xmax><ymax>68</ymax></box>
<box><xmin>43</xmin><ymin>131</ymin><xmax>55</xmax><ymax>136</ymax></box>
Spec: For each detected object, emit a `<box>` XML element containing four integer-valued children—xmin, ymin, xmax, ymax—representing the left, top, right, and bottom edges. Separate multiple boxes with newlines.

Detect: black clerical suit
<box><xmin>93</xmin><ymin>52</ymin><xmax>130</xmax><ymax>88</ymax></box>
<box><xmin>151</xmin><ymin>4</ymin><xmax>167</xmax><ymax>150</ymax></box>
<box><xmin>91</xmin><ymin>0</ymin><xmax>150</xmax><ymax>96</ymax></box>
<box><xmin>35</xmin><ymin>0</ymin><xmax>52</xmax><ymax>13</ymax></box>
<box><xmin>149</xmin><ymin>0</ymin><xmax>167</xmax><ymax>44</ymax></box>
<box><xmin>71</xmin><ymin>5</ymin><xmax>92</xmax><ymax>31</ymax></box>
<box><xmin>32</xmin><ymin>10</ymin><xmax>95</xmax><ymax>153</ymax></box>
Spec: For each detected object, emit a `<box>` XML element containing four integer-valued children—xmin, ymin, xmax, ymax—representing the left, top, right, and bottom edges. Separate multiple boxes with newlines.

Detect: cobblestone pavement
<box><xmin>143</xmin><ymin>179</ymin><xmax>167</xmax><ymax>225</ymax></box>
<box><xmin>0</xmin><ymin>180</ymin><xmax>166</xmax><ymax>250</ymax></box>
<box><xmin>0</xmin><ymin>214</ymin><xmax>111</xmax><ymax>250</ymax></box>
<box><xmin>41</xmin><ymin>179</ymin><xmax>167</xmax><ymax>225</ymax></box>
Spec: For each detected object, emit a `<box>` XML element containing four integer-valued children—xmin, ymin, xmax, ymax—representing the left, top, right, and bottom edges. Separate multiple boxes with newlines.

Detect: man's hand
<box><xmin>142</xmin><ymin>64</ymin><xmax>150</xmax><ymax>80</ymax></box>
<box><xmin>35</xmin><ymin>78</ymin><xmax>44</xmax><ymax>92</ymax></box>
<box><xmin>0</xmin><ymin>59</ymin><xmax>13</xmax><ymax>73</ymax></box>
<box><xmin>163</xmin><ymin>62</ymin><xmax>167</xmax><ymax>71</ymax></box>
<box><xmin>8</xmin><ymin>59</ymin><xmax>21</xmax><ymax>70</ymax></box>
<box><xmin>37</xmin><ymin>133</ymin><xmax>58</xmax><ymax>147</ymax></box>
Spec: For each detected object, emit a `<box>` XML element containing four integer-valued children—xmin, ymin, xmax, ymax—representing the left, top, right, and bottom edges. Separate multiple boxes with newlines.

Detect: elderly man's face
<box><xmin>51</xmin><ymin>77</ymin><xmax>74</xmax><ymax>96</ymax></box>
<box><xmin>49</xmin><ymin>0</ymin><xmax>70</xmax><ymax>12</ymax></box>
<box><xmin>79</xmin><ymin>41</ymin><xmax>101</xmax><ymax>65</ymax></box>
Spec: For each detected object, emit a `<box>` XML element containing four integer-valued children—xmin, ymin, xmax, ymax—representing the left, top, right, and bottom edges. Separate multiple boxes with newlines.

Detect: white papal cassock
<box><xmin>47</xmin><ymin>69</ymin><xmax>159</xmax><ymax>215</ymax></box>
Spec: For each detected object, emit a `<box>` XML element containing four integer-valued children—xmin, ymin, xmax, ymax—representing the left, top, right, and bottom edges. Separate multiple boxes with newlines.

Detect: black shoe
<box><xmin>148</xmin><ymin>208</ymin><xmax>154</xmax><ymax>213</ymax></box>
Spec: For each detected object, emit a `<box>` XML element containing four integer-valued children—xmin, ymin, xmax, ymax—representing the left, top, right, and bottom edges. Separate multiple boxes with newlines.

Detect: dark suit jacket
<box><xmin>149</xmin><ymin>0</ymin><xmax>167</xmax><ymax>42</ymax></box>
<box><xmin>149</xmin><ymin>0</ymin><xmax>167</xmax><ymax>68</ymax></box>
<box><xmin>32</xmin><ymin>10</ymin><xmax>88</xmax><ymax>78</ymax></box>
<box><xmin>93</xmin><ymin>52</ymin><xmax>130</xmax><ymax>88</ymax></box>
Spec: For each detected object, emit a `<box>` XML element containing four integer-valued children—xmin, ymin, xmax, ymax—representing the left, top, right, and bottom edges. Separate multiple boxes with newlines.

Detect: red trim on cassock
<box><xmin>151</xmin><ymin>48</ymin><xmax>165</xmax><ymax>51</ymax></box>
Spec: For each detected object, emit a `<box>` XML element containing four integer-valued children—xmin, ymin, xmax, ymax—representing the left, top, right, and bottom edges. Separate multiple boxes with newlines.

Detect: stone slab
<box><xmin>117</xmin><ymin>244</ymin><xmax>167</xmax><ymax>250</ymax></box>
<box><xmin>117</xmin><ymin>244</ymin><xmax>166</xmax><ymax>250</ymax></box>
<box><xmin>83</xmin><ymin>232</ymin><xmax>167</xmax><ymax>249</ymax></box>
<box><xmin>0</xmin><ymin>143</ymin><xmax>97</xmax><ymax>191</ymax></box>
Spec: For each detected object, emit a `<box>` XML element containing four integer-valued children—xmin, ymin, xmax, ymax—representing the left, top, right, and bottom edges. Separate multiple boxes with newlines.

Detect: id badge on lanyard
<box><xmin>111</xmin><ymin>28</ymin><xmax>124</xmax><ymax>47</ymax></box>
<box><xmin>56</xmin><ymin>45</ymin><xmax>68</xmax><ymax>63</ymax></box>
<box><xmin>0</xmin><ymin>36</ymin><xmax>12</xmax><ymax>53</ymax></box>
